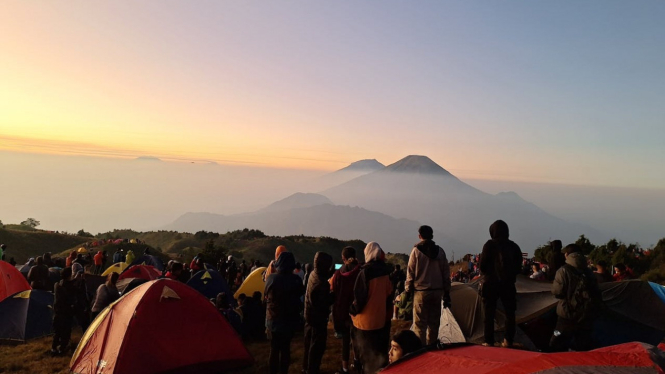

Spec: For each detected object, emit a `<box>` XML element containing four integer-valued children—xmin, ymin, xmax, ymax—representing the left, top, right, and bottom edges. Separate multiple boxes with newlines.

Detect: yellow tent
<box><xmin>234</xmin><ymin>267</ymin><xmax>267</xmax><ymax>300</ymax></box>
<box><xmin>77</xmin><ymin>247</ymin><xmax>88</xmax><ymax>254</ymax></box>
<box><xmin>102</xmin><ymin>262</ymin><xmax>128</xmax><ymax>276</ymax></box>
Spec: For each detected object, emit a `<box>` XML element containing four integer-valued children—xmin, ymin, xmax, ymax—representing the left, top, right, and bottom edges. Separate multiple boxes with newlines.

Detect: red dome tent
<box><xmin>117</xmin><ymin>264</ymin><xmax>161</xmax><ymax>282</ymax></box>
<box><xmin>70</xmin><ymin>279</ymin><xmax>253</xmax><ymax>374</ymax></box>
<box><xmin>0</xmin><ymin>261</ymin><xmax>31</xmax><ymax>303</ymax></box>
<box><xmin>382</xmin><ymin>342</ymin><xmax>665</xmax><ymax>374</ymax></box>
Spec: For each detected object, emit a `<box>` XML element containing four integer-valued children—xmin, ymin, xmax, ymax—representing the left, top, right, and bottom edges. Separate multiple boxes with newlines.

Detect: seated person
<box><xmin>388</xmin><ymin>330</ymin><xmax>423</xmax><ymax>364</ymax></box>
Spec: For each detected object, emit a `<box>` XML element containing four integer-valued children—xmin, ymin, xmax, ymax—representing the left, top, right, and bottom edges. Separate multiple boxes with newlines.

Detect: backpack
<box><xmin>566</xmin><ymin>265</ymin><xmax>600</xmax><ymax>322</ymax></box>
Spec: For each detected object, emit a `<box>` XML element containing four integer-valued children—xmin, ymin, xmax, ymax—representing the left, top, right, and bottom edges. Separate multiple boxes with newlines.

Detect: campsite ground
<box><xmin>0</xmin><ymin>321</ymin><xmax>412</xmax><ymax>374</ymax></box>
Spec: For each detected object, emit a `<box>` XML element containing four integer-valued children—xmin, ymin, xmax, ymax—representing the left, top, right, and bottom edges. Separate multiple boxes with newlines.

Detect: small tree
<box><xmin>77</xmin><ymin>229</ymin><xmax>94</xmax><ymax>238</ymax></box>
<box><xmin>20</xmin><ymin>218</ymin><xmax>40</xmax><ymax>228</ymax></box>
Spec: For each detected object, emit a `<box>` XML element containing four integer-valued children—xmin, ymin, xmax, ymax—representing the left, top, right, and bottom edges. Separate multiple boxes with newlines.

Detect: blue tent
<box><xmin>127</xmin><ymin>255</ymin><xmax>164</xmax><ymax>272</ymax></box>
<box><xmin>0</xmin><ymin>290</ymin><xmax>54</xmax><ymax>342</ymax></box>
<box><xmin>649</xmin><ymin>282</ymin><xmax>665</xmax><ymax>305</ymax></box>
<box><xmin>187</xmin><ymin>269</ymin><xmax>233</xmax><ymax>303</ymax></box>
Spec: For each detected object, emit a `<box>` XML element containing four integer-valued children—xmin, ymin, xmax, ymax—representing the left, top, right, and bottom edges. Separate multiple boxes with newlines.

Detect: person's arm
<box><xmin>552</xmin><ymin>268</ymin><xmax>566</xmax><ymax>299</ymax></box>
<box><xmin>479</xmin><ymin>241</ymin><xmax>492</xmax><ymax>275</ymax></box>
<box><xmin>440</xmin><ymin>248</ymin><xmax>451</xmax><ymax>294</ymax></box>
<box><xmin>405</xmin><ymin>249</ymin><xmax>416</xmax><ymax>293</ymax></box>
<box><xmin>349</xmin><ymin>270</ymin><xmax>368</xmax><ymax>316</ymax></box>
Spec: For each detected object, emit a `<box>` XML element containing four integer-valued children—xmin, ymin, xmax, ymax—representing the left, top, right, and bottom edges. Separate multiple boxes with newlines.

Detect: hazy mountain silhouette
<box><xmin>337</xmin><ymin>159</ymin><xmax>385</xmax><ymax>173</ymax></box>
<box><xmin>165</xmin><ymin>203</ymin><xmax>431</xmax><ymax>253</ymax></box>
<box><xmin>308</xmin><ymin>159</ymin><xmax>386</xmax><ymax>191</ymax></box>
<box><xmin>258</xmin><ymin>193</ymin><xmax>333</xmax><ymax>213</ymax></box>
<box><xmin>323</xmin><ymin>155</ymin><xmax>602</xmax><ymax>253</ymax></box>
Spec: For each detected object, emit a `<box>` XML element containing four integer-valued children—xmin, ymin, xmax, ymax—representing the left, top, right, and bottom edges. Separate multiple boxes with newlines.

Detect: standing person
<box><xmin>226</xmin><ymin>256</ymin><xmax>238</xmax><ymax>285</ymax></box>
<box><xmin>594</xmin><ymin>261</ymin><xmax>613</xmax><ymax>283</ymax></box>
<box><xmin>52</xmin><ymin>267</ymin><xmax>76</xmax><ymax>355</ymax></box>
<box><xmin>112</xmin><ymin>249</ymin><xmax>122</xmax><ymax>264</ymax></box>
<box><xmin>91</xmin><ymin>273</ymin><xmax>119</xmax><ymax>320</ymax></box>
<box><xmin>71</xmin><ymin>267</ymin><xmax>91</xmax><ymax>331</ymax></box>
<box><xmin>330</xmin><ymin>246</ymin><xmax>361</xmax><ymax>374</ymax></box>
<box><xmin>43</xmin><ymin>252</ymin><xmax>54</xmax><ymax>268</ymax></box>
<box><xmin>294</xmin><ymin>262</ymin><xmax>305</xmax><ymax>282</ymax></box>
<box><xmin>264</xmin><ymin>245</ymin><xmax>288</xmax><ymax>281</ymax></box>
<box><xmin>27</xmin><ymin>256</ymin><xmax>50</xmax><ymax>291</ymax></box>
<box><xmin>479</xmin><ymin>220</ymin><xmax>523</xmax><ymax>348</ymax></box>
<box><xmin>93</xmin><ymin>251</ymin><xmax>104</xmax><ymax>275</ymax></box>
<box><xmin>546</xmin><ymin>240</ymin><xmax>565</xmax><ymax>281</ymax></box>
<box><xmin>67</xmin><ymin>251</ymin><xmax>77</xmax><ymax>268</ymax></box>
<box><xmin>350</xmin><ymin>242</ymin><xmax>393</xmax><ymax>374</ymax></box>
<box><xmin>405</xmin><ymin>225</ymin><xmax>451</xmax><ymax>346</ymax></box>
<box><xmin>303</xmin><ymin>263</ymin><xmax>314</xmax><ymax>287</ymax></box>
<box><xmin>264</xmin><ymin>252</ymin><xmax>305</xmax><ymax>374</ymax></box>
<box><xmin>303</xmin><ymin>252</ymin><xmax>333</xmax><ymax>374</ymax></box>
<box><xmin>125</xmin><ymin>249</ymin><xmax>135</xmax><ymax>265</ymax></box>
<box><xmin>550</xmin><ymin>244</ymin><xmax>602</xmax><ymax>352</ymax></box>
<box><xmin>0</xmin><ymin>244</ymin><xmax>4</xmax><ymax>261</ymax></box>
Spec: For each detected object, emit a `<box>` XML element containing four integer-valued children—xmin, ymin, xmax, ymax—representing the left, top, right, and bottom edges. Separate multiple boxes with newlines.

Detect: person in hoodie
<box><xmin>52</xmin><ymin>267</ymin><xmax>76</xmax><ymax>355</ymax></box>
<box><xmin>125</xmin><ymin>249</ymin><xmax>135</xmax><ymax>265</ymax></box>
<box><xmin>350</xmin><ymin>242</ymin><xmax>392</xmax><ymax>374</ymax></box>
<box><xmin>405</xmin><ymin>225</ymin><xmax>451</xmax><ymax>346</ymax></box>
<box><xmin>550</xmin><ymin>244</ymin><xmax>602</xmax><ymax>352</ymax></box>
<box><xmin>330</xmin><ymin>247</ymin><xmax>361</xmax><ymax>374</ymax></box>
<box><xmin>546</xmin><ymin>240</ymin><xmax>565</xmax><ymax>281</ymax></box>
<box><xmin>264</xmin><ymin>245</ymin><xmax>288</xmax><ymax>281</ymax></box>
<box><xmin>479</xmin><ymin>220</ymin><xmax>523</xmax><ymax>347</ymax></box>
<box><xmin>264</xmin><ymin>251</ymin><xmax>305</xmax><ymax>374</ymax></box>
<box><xmin>303</xmin><ymin>252</ymin><xmax>334</xmax><ymax>374</ymax></box>
<box><xmin>27</xmin><ymin>256</ymin><xmax>50</xmax><ymax>291</ymax></box>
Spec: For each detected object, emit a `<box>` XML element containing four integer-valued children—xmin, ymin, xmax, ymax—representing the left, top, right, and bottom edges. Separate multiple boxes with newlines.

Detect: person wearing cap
<box><xmin>405</xmin><ymin>225</ymin><xmax>451</xmax><ymax>346</ymax></box>
<box><xmin>388</xmin><ymin>330</ymin><xmax>423</xmax><ymax>364</ymax></box>
<box><xmin>550</xmin><ymin>244</ymin><xmax>602</xmax><ymax>352</ymax></box>
<box><xmin>350</xmin><ymin>242</ymin><xmax>393</xmax><ymax>374</ymax></box>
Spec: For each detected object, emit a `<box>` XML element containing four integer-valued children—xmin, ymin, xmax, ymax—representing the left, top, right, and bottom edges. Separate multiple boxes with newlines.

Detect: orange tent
<box><xmin>70</xmin><ymin>279</ymin><xmax>253</xmax><ymax>374</ymax></box>
<box><xmin>0</xmin><ymin>261</ymin><xmax>31</xmax><ymax>303</ymax></box>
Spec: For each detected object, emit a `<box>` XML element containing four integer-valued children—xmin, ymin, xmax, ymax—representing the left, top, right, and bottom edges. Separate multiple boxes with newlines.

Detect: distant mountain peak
<box><xmin>337</xmin><ymin>159</ymin><xmax>385</xmax><ymax>173</ymax></box>
<box><xmin>384</xmin><ymin>155</ymin><xmax>453</xmax><ymax>176</ymax></box>
<box><xmin>259</xmin><ymin>193</ymin><xmax>333</xmax><ymax>213</ymax></box>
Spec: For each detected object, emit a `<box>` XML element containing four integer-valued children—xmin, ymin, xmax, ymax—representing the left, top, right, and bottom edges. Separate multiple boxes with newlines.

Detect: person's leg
<box><xmin>341</xmin><ymin>327</ymin><xmax>351</xmax><ymax>372</ymax></box>
<box><xmin>500</xmin><ymin>283</ymin><xmax>517</xmax><ymax>345</ymax></box>
<box><xmin>351</xmin><ymin>325</ymin><xmax>362</xmax><ymax>373</ymax></box>
<box><xmin>412</xmin><ymin>291</ymin><xmax>427</xmax><ymax>345</ymax></box>
<box><xmin>308</xmin><ymin>323</ymin><xmax>328</xmax><ymax>374</ymax></box>
<box><xmin>482</xmin><ymin>290</ymin><xmax>498</xmax><ymax>345</ymax></box>
<box><xmin>426</xmin><ymin>290</ymin><xmax>443</xmax><ymax>345</ymax></box>
<box><xmin>279</xmin><ymin>331</ymin><xmax>294</xmax><ymax>374</ymax></box>
<box><xmin>303</xmin><ymin>323</ymin><xmax>312</xmax><ymax>372</ymax></box>
<box><xmin>269</xmin><ymin>332</ymin><xmax>281</xmax><ymax>374</ymax></box>
<box><xmin>52</xmin><ymin>314</ymin><xmax>63</xmax><ymax>351</ymax></box>
<box><xmin>549</xmin><ymin>317</ymin><xmax>575</xmax><ymax>352</ymax></box>
<box><xmin>60</xmin><ymin>315</ymin><xmax>72</xmax><ymax>353</ymax></box>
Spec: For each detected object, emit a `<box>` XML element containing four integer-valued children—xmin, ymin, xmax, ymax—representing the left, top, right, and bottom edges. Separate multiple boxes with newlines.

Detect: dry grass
<box><xmin>0</xmin><ymin>321</ymin><xmax>412</xmax><ymax>374</ymax></box>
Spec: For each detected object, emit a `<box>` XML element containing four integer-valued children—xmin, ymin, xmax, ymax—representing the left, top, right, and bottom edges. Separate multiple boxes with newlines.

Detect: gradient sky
<box><xmin>1</xmin><ymin>1</ymin><xmax>664</xmax><ymax>188</ymax></box>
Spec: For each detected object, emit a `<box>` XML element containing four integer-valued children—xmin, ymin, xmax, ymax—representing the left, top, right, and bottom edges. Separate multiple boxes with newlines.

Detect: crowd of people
<box><xmin>0</xmin><ymin>220</ymin><xmax>641</xmax><ymax>373</ymax></box>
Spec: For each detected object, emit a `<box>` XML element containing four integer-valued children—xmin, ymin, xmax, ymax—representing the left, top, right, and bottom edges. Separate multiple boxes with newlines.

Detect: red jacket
<box><xmin>94</xmin><ymin>252</ymin><xmax>103</xmax><ymax>266</ymax></box>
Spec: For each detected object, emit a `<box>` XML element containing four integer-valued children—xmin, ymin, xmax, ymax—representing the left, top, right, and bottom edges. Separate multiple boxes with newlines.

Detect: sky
<box><xmin>1</xmin><ymin>1</ymin><xmax>664</xmax><ymax>188</ymax></box>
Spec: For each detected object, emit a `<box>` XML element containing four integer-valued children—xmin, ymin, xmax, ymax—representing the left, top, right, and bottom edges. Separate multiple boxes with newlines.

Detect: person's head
<box><xmin>72</xmin><ymin>262</ymin><xmax>84</xmax><ymax>276</ymax></box>
<box><xmin>395</xmin><ymin>264</ymin><xmax>401</xmax><ymax>271</ymax></box>
<box><xmin>107</xmin><ymin>272</ymin><xmax>119</xmax><ymax>286</ymax></box>
<box><xmin>489</xmin><ymin>220</ymin><xmax>509</xmax><ymax>240</ymax></box>
<box><xmin>418</xmin><ymin>225</ymin><xmax>434</xmax><ymax>241</ymax></box>
<box><xmin>596</xmin><ymin>260</ymin><xmax>608</xmax><ymax>273</ymax></box>
<box><xmin>389</xmin><ymin>330</ymin><xmax>422</xmax><ymax>364</ymax></box>
<box><xmin>237</xmin><ymin>293</ymin><xmax>247</xmax><ymax>305</ymax></box>
<box><xmin>275</xmin><ymin>245</ymin><xmax>287</xmax><ymax>260</ymax></box>
<box><xmin>61</xmin><ymin>267</ymin><xmax>73</xmax><ymax>281</ymax></box>
<box><xmin>227</xmin><ymin>255</ymin><xmax>233</xmax><ymax>262</ymax></box>
<box><xmin>364</xmin><ymin>242</ymin><xmax>385</xmax><ymax>263</ymax></box>
<box><xmin>36</xmin><ymin>256</ymin><xmax>43</xmax><ymax>266</ymax></box>
<box><xmin>614</xmin><ymin>263</ymin><xmax>626</xmax><ymax>274</ymax></box>
<box><xmin>77</xmin><ymin>254</ymin><xmax>83</xmax><ymax>260</ymax></box>
<box><xmin>254</xmin><ymin>260</ymin><xmax>260</xmax><ymax>266</ymax></box>
<box><xmin>341</xmin><ymin>246</ymin><xmax>356</xmax><ymax>262</ymax></box>
<box><xmin>295</xmin><ymin>262</ymin><xmax>301</xmax><ymax>271</ymax></box>
<box><xmin>216</xmin><ymin>292</ymin><xmax>229</xmax><ymax>309</ymax></box>
<box><xmin>274</xmin><ymin>251</ymin><xmax>296</xmax><ymax>274</ymax></box>
<box><xmin>44</xmin><ymin>252</ymin><xmax>52</xmax><ymax>260</ymax></box>
<box><xmin>551</xmin><ymin>240</ymin><xmax>563</xmax><ymax>253</ymax></box>
<box><xmin>532</xmin><ymin>263</ymin><xmax>540</xmax><ymax>272</ymax></box>
<box><xmin>0</xmin><ymin>244</ymin><xmax>5</xmax><ymax>250</ymax></box>
<box><xmin>252</xmin><ymin>291</ymin><xmax>262</xmax><ymax>301</ymax></box>
<box><xmin>171</xmin><ymin>262</ymin><xmax>184</xmax><ymax>276</ymax></box>
<box><xmin>144</xmin><ymin>247</ymin><xmax>150</xmax><ymax>254</ymax></box>
<box><xmin>563</xmin><ymin>244</ymin><xmax>581</xmax><ymax>258</ymax></box>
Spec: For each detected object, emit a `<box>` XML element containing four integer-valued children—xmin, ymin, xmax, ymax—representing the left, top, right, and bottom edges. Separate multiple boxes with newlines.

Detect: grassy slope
<box><xmin>0</xmin><ymin>322</ymin><xmax>411</xmax><ymax>374</ymax></box>
<box><xmin>0</xmin><ymin>229</ymin><xmax>90</xmax><ymax>264</ymax></box>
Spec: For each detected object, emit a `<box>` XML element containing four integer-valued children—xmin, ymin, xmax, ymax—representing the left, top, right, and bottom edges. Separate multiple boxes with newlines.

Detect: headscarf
<box><xmin>364</xmin><ymin>242</ymin><xmax>384</xmax><ymax>263</ymax></box>
<box><xmin>275</xmin><ymin>245</ymin><xmax>287</xmax><ymax>260</ymax></box>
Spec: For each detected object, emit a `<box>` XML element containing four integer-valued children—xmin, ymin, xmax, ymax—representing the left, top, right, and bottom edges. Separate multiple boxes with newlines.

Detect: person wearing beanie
<box><xmin>405</xmin><ymin>225</ymin><xmax>451</xmax><ymax>346</ymax></box>
<box><xmin>350</xmin><ymin>242</ymin><xmax>392</xmax><ymax>374</ymax></box>
<box><xmin>388</xmin><ymin>330</ymin><xmax>423</xmax><ymax>364</ymax></box>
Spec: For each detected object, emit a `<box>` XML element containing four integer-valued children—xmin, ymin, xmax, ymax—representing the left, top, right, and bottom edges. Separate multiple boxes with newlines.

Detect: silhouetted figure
<box><xmin>27</xmin><ymin>256</ymin><xmax>50</xmax><ymax>291</ymax></box>
<box><xmin>52</xmin><ymin>267</ymin><xmax>76</xmax><ymax>355</ymax></box>
<box><xmin>479</xmin><ymin>220</ymin><xmax>523</xmax><ymax>347</ymax></box>
<box><xmin>303</xmin><ymin>252</ymin><xmax>333</xmax><ymax>374</ymax></box>
<box><xmin>330</xmin><ymin>246</ymin><xmax>360</xmax><ymax>374</ymax></box>
<box><xmin>547</xmin><ymin>240</ymin><xmax>565</xmax><ymax>281</ymax></box>
<box><xmin>91</xmin><ymin>273</ymin><xmax>119</xmax><ymax>320</ymax></box>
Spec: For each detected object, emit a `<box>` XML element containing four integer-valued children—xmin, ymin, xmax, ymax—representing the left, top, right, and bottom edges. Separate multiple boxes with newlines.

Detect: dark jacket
<box><xmin>552</xmin><ymin>253</ymin><xmax>602</xmax><ymax>323</ymax></box>
<box><xmin>27</xmin><ymin>264</ymin><xmax>50</xmax><ymax>290</ymax></box>
<box><xmin>304</xmin><ymin>252</ymin><xmax>334</xmax><ymax>326</ymax></box>
<box><xmin>331</xmin><ymin>261</ymin><xmax>360</xmax><ymax>331</ymax></box>
<box><xmin>53</xmin><ymin>279</ymin><xmax>77</xmax><ymax>315</ymax></box>
<box><xmin>264</xmin><ymin>252</ymin><xmax>305</xmax><ymax>333</ymax></box>
<box><xmin>480</xmin><ymin>220</ymin><xmax>523</xmax><ymax>285</ymax></box>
